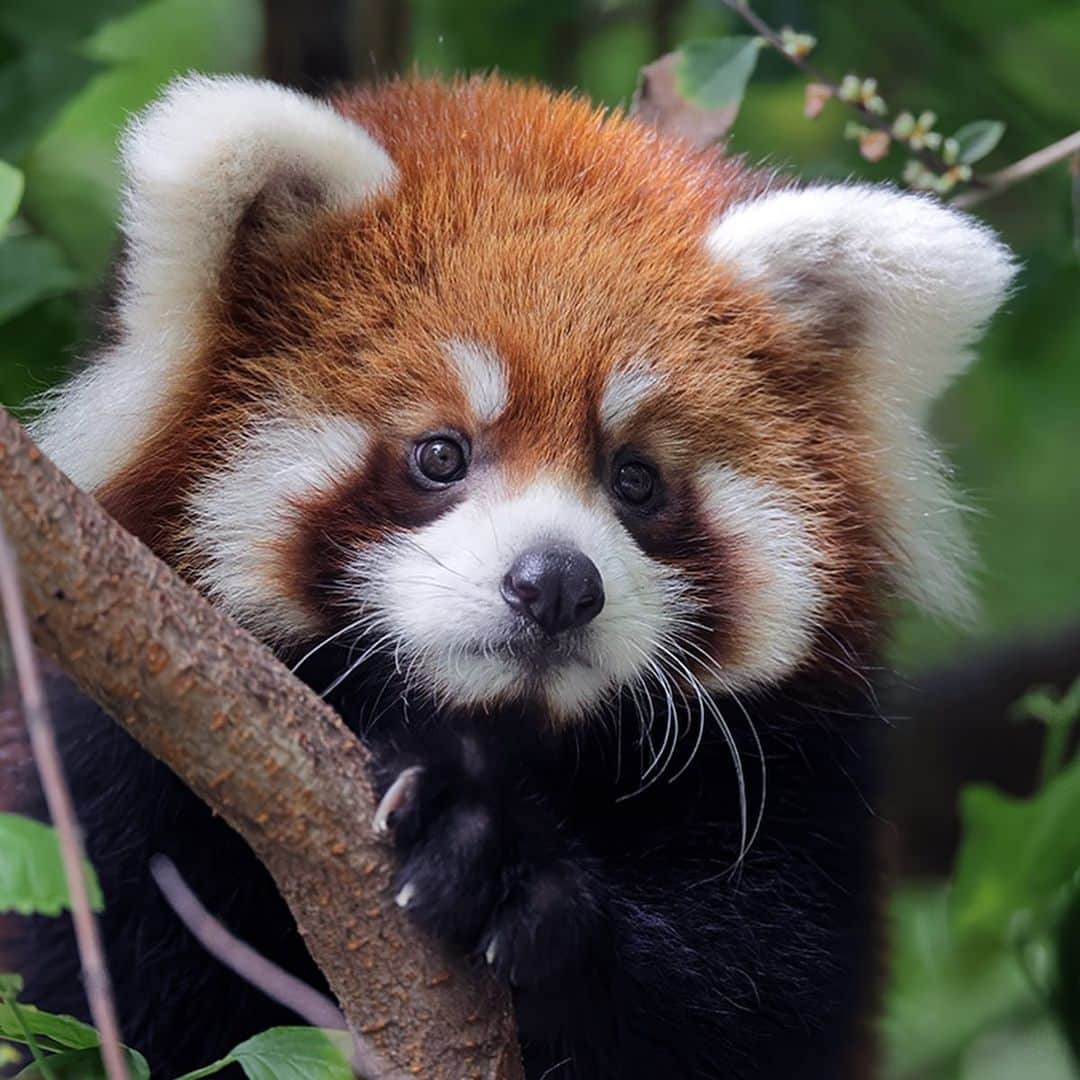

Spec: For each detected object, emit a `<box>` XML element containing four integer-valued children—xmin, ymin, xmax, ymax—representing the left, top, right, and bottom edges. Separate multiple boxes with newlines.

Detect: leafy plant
<box><xmin>0</xmin><ymin>814</ymin><xmax>103</xmax><ymax>917</ymax></box>
<box><xmin>0</xmin><ymin>0</ymin><xmax>263</xmax><ymax>406</ymax></box>
<box><xmin>676</xmin><ymin>37</ymin><xmax>763</xmax><ymax>110</ymax></box>
<box><xmin>174</xmin><ymin>1028</ymin><xmax>353</xmax><ymax>1080</ymax></box>
<box><xmin>670</xmin><ymin>2</ymin><xmax>1013</xmax><ymax>198</ymax></box>
<box><xmin>886</xmin><ymin>679</ymin><xmax>1080</xmax><ymax>1077</ymax></box>
<box><xmin>0</xmin><ymin>979</ymin><xmax>350</xmax><ymax>1080</ymax></box>
<box><xmin>0</xmin><ymin>810</ymin><xmax>350</xmax><ymax>1078</ymax></box>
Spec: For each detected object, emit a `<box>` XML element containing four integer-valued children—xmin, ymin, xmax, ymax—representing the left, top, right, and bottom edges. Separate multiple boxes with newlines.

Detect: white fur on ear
<box><xmin>707</xmin><ymin>184</ymin><xmax>1018</xmax><ymax>619</ymax></box>
<box><xmin>32</xmin><ymin>75</ymin><xmax>396</xmax><ymax>493</ymax></box>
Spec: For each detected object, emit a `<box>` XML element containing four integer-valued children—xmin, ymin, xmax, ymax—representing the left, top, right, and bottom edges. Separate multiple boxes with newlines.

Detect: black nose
<box><xmin>501</xmin><ymin>545</ymin><xmax>605</xmax><ymax>636</ymax></box>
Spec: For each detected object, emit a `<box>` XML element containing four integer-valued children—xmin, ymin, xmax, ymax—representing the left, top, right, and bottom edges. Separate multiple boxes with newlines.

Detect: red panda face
<box><xmin>33</xmin><ymin>76</ymin><xmax>1016</xmax><ymax>723</ymax></box>
<box><xmin>179</xmin><ymin>269</ymin><xmax>832</xmax><ymax>720</ymax></box>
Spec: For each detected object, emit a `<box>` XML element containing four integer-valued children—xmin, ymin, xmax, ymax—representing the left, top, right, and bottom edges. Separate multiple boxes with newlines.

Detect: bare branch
<box><xmin>0</xmin><ymin>522</ymin><xmax>129</xmax><ymax>1080</ymax></box>
<box><xmin>0</xmin><ymin>405</ymin><xmax>523</xmax><ymax>1079</ymax></box>
<box><xmin>951</xmin><ymin>129</ymin><xmax>1080</xmax><ymax>209</ymax></box>
<box><xmin>714</xmin><ymin>0</ymin><xmax>957</xmax><ymax>178</ymax></box>
<box><xmin>149</xmin><ymin>856</ymin><xmax>407</xmax><ymax>1080</ymax></box>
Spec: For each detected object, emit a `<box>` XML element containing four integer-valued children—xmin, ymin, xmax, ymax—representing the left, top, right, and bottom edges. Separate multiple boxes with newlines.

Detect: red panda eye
<box><xmin>414</xmin><ymin>436</ymin><xmax>469</xmax><ymax>484</ymax></box>
<box><xmin>613</xmin><ymin>460</ymin><xmax>657</xmax><ymax>506</ymax></box>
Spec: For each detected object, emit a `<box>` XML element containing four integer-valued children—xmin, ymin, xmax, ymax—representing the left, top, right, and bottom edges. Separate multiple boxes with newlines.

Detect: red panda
<box><xmin>19</xmin><ymin>74</ymin><xmax>1014</xmax><ymax>1078</ymax></box>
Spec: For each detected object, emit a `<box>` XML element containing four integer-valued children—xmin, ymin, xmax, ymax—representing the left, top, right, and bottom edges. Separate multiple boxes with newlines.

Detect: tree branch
<box><xmin>951</xmin><ymin>129</ymin><xmax>1080</xmax><ymax>209</ymax></box>
<box><xmin>714</xmin><ymin>0</ymin><xmax>957</xmax><ymax>179</ymax></box>
<box><xmin>149</xmin><ymin>856</ymin><xmax>406</xmax><ymax>1080</ymax></box>
<box><xmin>0</xmin><ymin>405</ymin><xmax>522</xmax><ymax>1079</ymax></box>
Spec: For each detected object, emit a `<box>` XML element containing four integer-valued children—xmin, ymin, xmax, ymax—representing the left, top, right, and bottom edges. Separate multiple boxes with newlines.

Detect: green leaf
<box><xmin>884</xmin><ymin>886</ymin><xmax>1035</xmax><ymax>1075</ymax></box>
<box><xmin>951</xmin><ymin>753</ymin><xmax>1080</xmax><ymax>943</ymax></box>
<box><xmin>14</xmin><ymin>1045</ymin><xmax>150</xmax><ymax>1079</ymax></box>
<box><xmin>0</xmin><ymin>235</ymin><xmax>82</xmax><ymax>326</ymax></box>
<box><xmin>0</xmin><ymin>0</ymin><xmax>145</xmax><ymax>49</ymax></box>
<box><xmin>0</xmin><ymin>975</ymin><xmax>24</xmax><ymax>997</ymax></box>
<box><xmin>675</xmin><ymin>37</ymin><xmax>763</xmax><ymax>111</ymax></box>
<box><xmin>228</xmin><ymin>1028</ymin><xmax>353</xmax><ymax>1080</ymax></box>
<box><xmin>0</xmin><ymin>161</ymin><xmax>23</xmax><ymax>228</ymax></box>
<box><xmin>0</xmin><ymin>51</ymin><xmax>102</xmax><ymax>161</ymax></box>
<box><xmin>953</xmin><ymin>119</ymin><xmax>1006</xmax><ymax>165</ymax></box>
<box><xmin>0</xmin><ymin>813</ymin><xmax>103</xmax><ymax>917</ymax></box>
<box><xmin>0</xmin><ymin>1002</ymin><xmax>100</xmax><ymax>1053</ymax></box>
<box><xmin>1057</xmin><ymin>883</ymin><xmax>1080</xmax><ymax>1066</ymax></box>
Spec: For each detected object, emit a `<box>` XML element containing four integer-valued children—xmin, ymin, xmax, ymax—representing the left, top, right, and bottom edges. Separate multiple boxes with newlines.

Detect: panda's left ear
<box><xmin>708</xmin><ymin>184</ymin><xmax>1018</xmax><ymax>621</ymax></box>
<box><xmin>706</xmin><ymin>184</ymin><xmax>1017</xmax><ymax>416</ymax></box>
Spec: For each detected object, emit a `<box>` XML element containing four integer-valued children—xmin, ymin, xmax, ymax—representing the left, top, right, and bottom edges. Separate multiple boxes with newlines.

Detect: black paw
<box><xmin>371</xmin><ymin>735</ymin><xmax>604</xmax><ymax>988</ymax></box>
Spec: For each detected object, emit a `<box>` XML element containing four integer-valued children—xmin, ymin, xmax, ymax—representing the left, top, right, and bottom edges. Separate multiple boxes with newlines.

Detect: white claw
<box><xmin>395</xmin><ymin>881</ymin><xmax>417</xmax><ymax>909</ymax></box>
<box><xmin>373</xmin><ymin>765</ymin><xmax>424</xmax><ymax>836</ymax></box>
<box><xmin>485</xmin><ymin>937</ymin><xmax>498</xmax><ymax>966</ymax></box>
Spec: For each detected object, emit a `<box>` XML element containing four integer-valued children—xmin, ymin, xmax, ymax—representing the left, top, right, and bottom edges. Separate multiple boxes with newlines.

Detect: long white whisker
<box><xmin>649</xmin><ymin>637</ymin><xmax>749</xmax><ymax>862</ymax></box>
<box><xmin>320</xmin><ymin>631</ymin><xmax>397</xmax><ymax>697</ymax></box>
<box><xmin>290</xmin><ymin>613</ymin><xmax>377</xmax><ymax>673</ymax></box>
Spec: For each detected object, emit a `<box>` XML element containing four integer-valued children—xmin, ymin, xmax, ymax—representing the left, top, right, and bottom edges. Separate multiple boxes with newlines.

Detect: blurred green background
<box><xmin>0</xmin><ymin>1</ymin><xmax>1077</xmax><ymax>1076</ymax></box>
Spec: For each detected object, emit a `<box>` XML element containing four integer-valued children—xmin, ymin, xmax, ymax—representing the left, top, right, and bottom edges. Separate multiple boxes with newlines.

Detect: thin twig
<box><xmin>715</xmin><ymin>0</ymin><xmax>956</xmax><ymax>179</ymax></box>
<box><xmin>951</xmin><ymin>128</ymin><xmax>1080</xmax><ymax>209</ymax></box>
<box><xmin>149</xmin><ymin>856</ymin><xmax>408</xmax><ymax>1080</ymax></box>
<box><xmin>0</xmin><ymin>522</ymin><xmax>130</xmax><ymax>1080</ymax></box>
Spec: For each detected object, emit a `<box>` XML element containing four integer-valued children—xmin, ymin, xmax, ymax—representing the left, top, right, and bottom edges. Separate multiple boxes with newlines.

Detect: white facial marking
<box><xmin>696</xmin><ymin>465</ymin><xmax>825</xmax><ymax>689</ymax></box>
<box><xmin>707</xmin><ymin>183</ymin><xmax>1016</xmax><ymax>621</ymax></box>
<box><xmin>186</xmin><ymin>415</ymin><xmax>371</xmax><ymax>643</ymax></box>
<box><xmin>444</xmin><ymin>339</ymin><xmax>510</xmax><ymax>425</ymax></box>
<box><xmin>599</xmin><ymin>358</ymin><xmax>664</xmax><ymax>434</ymax></box>
<box><xmin>31</xmin><ymin>75</ymin><xmax>396</xmax><ymax>493</ymax></box>
<box><xmin>348</xmin><ymin>478</ymin><xmax>690</xmax><ymax>719</ymax></box>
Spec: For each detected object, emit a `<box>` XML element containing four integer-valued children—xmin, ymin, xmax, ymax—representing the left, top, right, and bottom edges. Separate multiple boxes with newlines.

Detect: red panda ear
<box><xmin>119</xmin><ymin>75</ymin><xmax>396</xmax><ymax>323</ymax></box>
<box><xmin>707</xmin><ymin>184</ymin><xmax>1018</xmax><ymax>621</ymax></box>
<box><xmin>706</xmin><ymin>184</ymin><xmax>1017</xmax><ymax>416</ymax></box>
<box><xmin>31</xmin><ymin>76</ymin><xmax>396</xmax><ymax>494</ymax></box>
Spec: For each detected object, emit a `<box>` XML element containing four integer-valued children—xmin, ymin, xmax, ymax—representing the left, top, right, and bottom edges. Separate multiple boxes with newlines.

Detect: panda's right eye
<box><xmin>413</xmin><ymin>434</ymin><xmax>469</xmax><ymax>485</ymax></box>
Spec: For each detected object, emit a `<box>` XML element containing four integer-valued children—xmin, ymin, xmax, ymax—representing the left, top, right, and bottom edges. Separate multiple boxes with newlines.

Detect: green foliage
<box><xmin>888</xmin><ymin>682</ymin><xmax>1080</xmax><ymax>1077</ymax></box>
<box><xmin>0</xmin><ymin>985</ymin><xmax>349</xmax><ymax>1080</ymax></box>
<box><xmin>0</xmin><ymin>813</ymin><xmax>103</xmax><ymax>917</ymax></box>
<box><xmin>0</xmin><ymin>984</ymin><xmax>100</xmax><ymax>1053</ymax></box>
<box><xmin>885</xmin><ymin>887</ymin><xmax>1037</xmax><ymax>1076</ymax></box>
<box><xmin>676</xmin><ymin>37</ymin><xmax>763</xmax><ymax>110</ymax></box>
<box><xmin>14</xmin><ymin>1046</ymin><xmax>151</xmax><ymax>1079</ymax></box>
<box><xmin>0</xmin><ymin>161</ymin><xmax>23</xmax><ymax>228</ymax></box>
<box><xmin>954</xmin><ymin>119</ymin><xmax>1007</xmax><ymax>164</ymax></box>
<box><xmin>0</xmin><ymin>236</ymin><xmax>82</xmax><ymax>325</ymax></box>
<box><xmin>951</xmin><ymin>775</ymin><xmax>1080</xmax><ymax>944</ymax></box>
<box><xmin>174</xmin><ymin>1027</ymin><xmax>353</xmax><ymax>1080</ymax></box>
<box><xmin>1058</xmin><ymin>885</ymin><xmax>1080</xmax><ymax>1064</ymax></box>
<box><xmin>0</xmin><ymin>0</ymin><xmax>142</xmax><ymax>48</ymax></box>
<box><xmin>0</xmin><ymin>0</ymin><xmax>263</xmax><ymax>417</ymax></box>
<box><xmin>951</xmin><ymin>677</ymin><xmax>1080</xmax><ymax>950</ymax></box>
<box><xmin>0</xmin><ymin>978</ymin><xmax>149</xmax><ymax>1079</ymax></box>
<box><xmin>0</xmin><ymin>52</ymin><xmax>102</xmax><ymax>162</ymax></box>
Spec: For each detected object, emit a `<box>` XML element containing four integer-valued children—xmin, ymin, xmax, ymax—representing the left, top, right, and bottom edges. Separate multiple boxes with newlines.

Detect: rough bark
<box><xmin>0</xmin><ymin>405</ymin><xmax>523</xmax><ymax>1080</ymax></box>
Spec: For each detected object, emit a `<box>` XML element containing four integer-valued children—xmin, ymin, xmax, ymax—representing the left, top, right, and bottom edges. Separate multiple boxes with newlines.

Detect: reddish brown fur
<box><xmin>99</xmin><ymin>75</ymin><xmax>889</xmax><ymax>672</ymax></box>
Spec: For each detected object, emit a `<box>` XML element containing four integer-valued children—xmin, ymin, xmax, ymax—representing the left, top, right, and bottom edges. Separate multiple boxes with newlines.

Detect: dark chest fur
<box><xmin>17</xmin><ymin>658</ymin><xmax>883</xmax><ymax>1079</ymax></box>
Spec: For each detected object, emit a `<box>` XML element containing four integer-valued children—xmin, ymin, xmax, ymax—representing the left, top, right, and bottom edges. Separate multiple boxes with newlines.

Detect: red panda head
<box><xmin>33</xmin><ymin>75</ymin><xmax>1016</xmax><ymax>721</ymax></box>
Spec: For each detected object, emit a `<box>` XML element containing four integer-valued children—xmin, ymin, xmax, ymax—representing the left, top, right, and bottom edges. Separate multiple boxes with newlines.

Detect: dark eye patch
<box><xmin>292</xmin><ymin>436</ymin><xmax>469</xmax><ymax>621</ymax></box>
